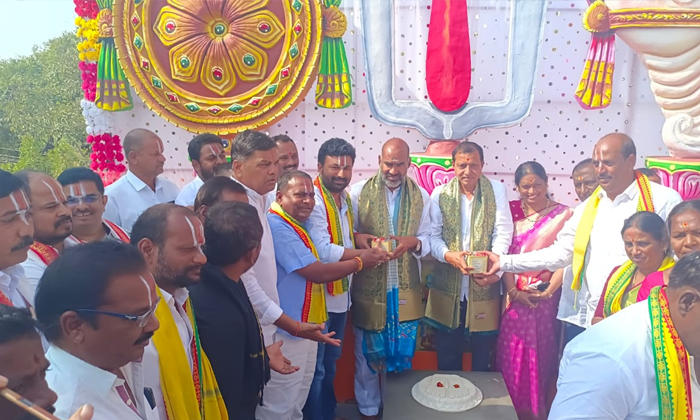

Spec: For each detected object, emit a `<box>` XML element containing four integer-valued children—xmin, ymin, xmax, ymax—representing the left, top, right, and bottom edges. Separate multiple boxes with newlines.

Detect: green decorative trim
<box><xmin>646</xmin><ymin>157</ymin><xmax>700</xmax><ymax>174</ymax></box>
<box><xmin>410</xmin><ymin>155</ymin><xmax>453</xmax><ymax>170</ymax></box>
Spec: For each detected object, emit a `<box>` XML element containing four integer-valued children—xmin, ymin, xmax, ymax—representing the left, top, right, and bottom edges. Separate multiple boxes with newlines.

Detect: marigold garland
<box><xmin>75</xmin><ymin>0</ymin><xmax>126</xmax><ymax>186</ymax></box>
<box><xmin>76</xmin><ymin>17</ymin><xmax>101</xmax><ymax>62</ymax></box>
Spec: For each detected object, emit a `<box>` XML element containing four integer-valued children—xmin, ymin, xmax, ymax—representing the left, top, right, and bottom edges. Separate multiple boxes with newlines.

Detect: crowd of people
<box><xmin>0</xmin><ymin>127</ymin><xmax>699</xmax><ymax>420</ymax></box>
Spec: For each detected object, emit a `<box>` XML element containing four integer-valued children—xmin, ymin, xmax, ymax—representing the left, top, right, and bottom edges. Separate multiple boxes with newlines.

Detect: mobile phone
<box><xmin>536</xmin><ymin>281</ymin><xmax>550</xmax><ymax>292</ymax></box>
<box><xmin>0</xmin><ymin>387</ymin><xmax>62</xmax><ymax>420</ymax></box>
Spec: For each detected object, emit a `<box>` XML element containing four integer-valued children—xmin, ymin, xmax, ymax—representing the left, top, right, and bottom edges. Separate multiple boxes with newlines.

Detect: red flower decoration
<box><xmin>79</xmin><ymin>62</ymin><xmax>97</xmax><ymax>101</ymax></box>
<box><xmin>74</xmin><ymin>0</ymin><xmax>99</xmax><ymax>19</ymax></box>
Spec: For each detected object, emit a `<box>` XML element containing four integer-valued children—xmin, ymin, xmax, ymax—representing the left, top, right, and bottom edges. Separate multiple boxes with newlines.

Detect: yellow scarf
<box><xmin>649</xmin><ymin>286</ymin><xmax>693</xmax><ymax>420</ymax></box>
<box><xmin>152</xmin><ymin>288</ymin><xmax>228</xmax><ymax>420</ymax></box>
<box><xmin>313</xmin><ymin>176</ymin><xmax>355</xmax><ymax>296</ymax></box>
<box><xmin>602</xmin><ymin>257</ymin><xmax>675</xmax><ymax>317</ymax></box>
<box><xmin>269</xmin><ymin>202</ymin><xmax>328</xmax><ymax>324</ymax></box>
<box><xmin>571</xmin><ymin>171</ymin><xmax>654</xmax><ymax>291</ymax></box>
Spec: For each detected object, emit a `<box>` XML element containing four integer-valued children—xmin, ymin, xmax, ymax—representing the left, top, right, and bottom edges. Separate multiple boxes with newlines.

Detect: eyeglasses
<box><xmin>66</xmin><ymin>195</ymin><xmax>101</xmax><ymax>206</ymax></box>
<box><xmin>73</xmin><ymin>297</ymin><xmax>161</xmax><ymax>328</ymax></box>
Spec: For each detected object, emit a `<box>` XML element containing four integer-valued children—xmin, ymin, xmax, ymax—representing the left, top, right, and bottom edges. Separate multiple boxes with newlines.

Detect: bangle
<box><xmin>294</xmin><ymin>321</ymin><xmax>300</xmax><ymax>337</ymax></box>
<box><xmin>513</xmin><ymin>291</ymin><xmax>521</xmax><ymax>300</ymax></box>
<box><xmin>354</xmin><ymin>256</ymin><xmax>364</xmax><ymax>272</ymax></box>
<box><xmin>507</xmin><ymin>286</ymin><xmax>517</xmax><ymax>296</ymax></box>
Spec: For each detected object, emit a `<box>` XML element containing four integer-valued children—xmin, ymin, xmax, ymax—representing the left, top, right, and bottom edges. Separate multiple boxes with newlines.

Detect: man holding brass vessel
<box><xmin>350</xmin><ymin>138</ymin><xmax>432</xmax><ymax>420</ymax></box>
<box><xmin>428</xmin><ymin>141</ymin><xmax>513</xmax><ymax>372</ymax></box>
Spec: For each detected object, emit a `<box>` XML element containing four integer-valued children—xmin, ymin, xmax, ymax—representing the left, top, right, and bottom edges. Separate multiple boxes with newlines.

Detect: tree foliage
<box><xmin>0</xmin><ymin>31</ymin><xmax>88</xmax><ymax>172</ymax></box>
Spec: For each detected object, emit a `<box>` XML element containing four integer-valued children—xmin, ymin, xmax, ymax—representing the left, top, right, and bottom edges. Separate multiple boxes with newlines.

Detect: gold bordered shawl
<box><xmin>352</xmin><ymin>173</ymin><xmax>424</xmax><ymax>331</ymax></box>
<box><xmin>425</xmin><ymin>176</ymin><xmax>499</xmax><ymax>332</ymax></box>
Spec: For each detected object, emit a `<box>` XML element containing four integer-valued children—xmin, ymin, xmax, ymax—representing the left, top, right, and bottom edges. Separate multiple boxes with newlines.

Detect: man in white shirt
<box><xmin>15</xmin><ymin>170</ymin><xmax>76</xmax><ymax>305</ymax></box>
<box><xmin>35</xmin><ymin>241</ymin><xmax>160</xmax><ymax>420</ymax></box>
<box><xmin>175</xmin><ymin>133</ymin><xmax>227</xmax><ymax>207</ymax></box>
<box><xmin>350</xmin><ymin>138</ymin><xmax>432</xmax><ymax>419</ymax></box>
<box><xmin>550</xmin><ymin>252</ymin><xmax>700</xmax><ymax>419</ymax></box>
<box><xmin>558</xmin><ymin>158</ymin><xmax>600</xmax><ymax>345</ymax></box>
<box><xmin>132</xmin><ymin>204</ymin><xmax>227</xmax><ymax>420</ymax></box>
<box><xmin>305</xmin><ymin>138</ymin><xmax>365</xmax><ymax>420</ymax></box>
<box><xmin>104</xmin><ymin>128</ymin><xmax>179</xmax><ymax>231</ymax></box>
<box><xmin>0</xmin><ymin>170</ymin><xmax>34</xmax><ymax>309</ymax></box>
<box><xmin>486</xmin><ymin>133</ymin><xmax>682</xmax><ymax>328</ymax></box>
<box><xmin>0</xmin><ymin>305</ymin><xmax>94</xmax><ymax>420</ymax></box>
<box><xmin>230</xmin><ymin>130</ymin><xmax>339</xmax><ymax>347</ymax></box>
<box><xmin>429</xmin><ymin>141</ymin><xmax>513</xmax><ymax>372</ymax></box>
<box><xmin>58</xmin><ymin>167</ymin><xmax>130</xmax><ymax>243</ymax></box>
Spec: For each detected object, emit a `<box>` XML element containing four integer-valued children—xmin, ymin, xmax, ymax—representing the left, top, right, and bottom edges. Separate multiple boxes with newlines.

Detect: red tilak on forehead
<box><xmin>683</xmin><ymin>222</ymin><xmax>690</xmax><ymax>233</ymax></box>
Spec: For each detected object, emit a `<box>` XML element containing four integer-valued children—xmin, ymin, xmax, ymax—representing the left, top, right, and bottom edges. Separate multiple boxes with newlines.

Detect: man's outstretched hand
<box><xmin>297</xmin><ymin>322</ymin><xmax>341</xmax><ymax>346</ymax></box>
<box><xmin>266</xmin><ymin>341</ymin><xmax>300</xmax><ymax>374</ymax></box>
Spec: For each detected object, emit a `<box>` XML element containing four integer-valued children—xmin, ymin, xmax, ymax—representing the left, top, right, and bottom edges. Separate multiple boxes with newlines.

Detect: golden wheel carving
<box><xmin>113</xmin><ymin>0</ymin><xmax>323</xmax><ymax>134</ymax></box>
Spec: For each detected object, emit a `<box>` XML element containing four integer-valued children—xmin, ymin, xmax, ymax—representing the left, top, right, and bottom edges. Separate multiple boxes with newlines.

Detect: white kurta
<box><xmin>20</xmin><ymin>237</ymin><xmax>78</xmax><ymax>305</ymax></box>
<box><xmin>0</xmin><ymin>265</ymin><xmax>29</xmax><ymax>308</ymax></box>
<box><xmin>551</xmin><ymin>301</ymin><xmax>700</xmax><ymax>419</ymax></box>
<box><xmin>104</xmin><ymin>171</ymin><xmax>180</xmax><ymax>232</ymax></box>
<box><xmin>233</xmin><ymin>177</ymin><xmax>282</xmax><ymax>344</ymax></box>
<box><xmin>46</xmin><ymin>345</ymin><xmax>159</xmax><ymax>420</ymax></box>
<box><xmin>500</xmin><ymin>180</ymin><xmax>682</xmax><ymax>327</ymax></box>
<box><xmin>429</xmin><ymin>178</ymin><xmax>513</xmax><ymax>299</ymax></box>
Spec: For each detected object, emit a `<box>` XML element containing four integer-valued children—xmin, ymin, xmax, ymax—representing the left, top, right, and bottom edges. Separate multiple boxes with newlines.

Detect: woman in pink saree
<box><xmin>496</xmin><ymin>162</ymin><xmax>574</xmax><ymax>420</ymax></box>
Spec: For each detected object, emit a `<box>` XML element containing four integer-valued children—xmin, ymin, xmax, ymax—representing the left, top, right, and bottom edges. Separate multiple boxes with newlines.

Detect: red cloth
<box><xmin>593</xmin><ymin>267</ymin><xmax>666</xmax><ymax>319</ymax></box>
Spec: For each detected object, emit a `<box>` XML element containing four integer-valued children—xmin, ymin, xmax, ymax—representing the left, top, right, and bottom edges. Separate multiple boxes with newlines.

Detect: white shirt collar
<box><xmin>158</xmin><ymin>287</ymin><xmax>189</xmax><ymax>308</ymax></box>
<box><xmin>126</xmin><ymin>171</ymin><xmax>160</xmax><ymax>193</ymax></box>
<box><xmin>0</xmin><ymin>265</ymin><xmax>23</xmax><ymax>297</ymax></box>
<box><xmin>47</xmin><ymin>345</ymin><xmax>121</xmax><ymax>398</ymax></box>
<box><xmin>596</xmin><ymin>179</ymin><xmax>637</xmax><ymax>201</ymax></box>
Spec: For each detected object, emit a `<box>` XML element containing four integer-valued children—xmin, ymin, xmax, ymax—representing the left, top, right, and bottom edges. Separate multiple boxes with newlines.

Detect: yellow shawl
<box><xmin>571</xmin><ymin>171</ymin><xmax>654</xmax><ymax>291</ymax></box>
<box><xmin>152</xmin><ymin>288</ymin><xmax>228</xmax><ymax>420</ymax></box>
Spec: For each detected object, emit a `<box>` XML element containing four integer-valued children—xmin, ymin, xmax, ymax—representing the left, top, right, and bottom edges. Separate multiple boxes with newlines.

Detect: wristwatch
<box><xmin>413</xmin><ymin>239</ymin><xmax>422</xmax><ymax>253</ymax></box>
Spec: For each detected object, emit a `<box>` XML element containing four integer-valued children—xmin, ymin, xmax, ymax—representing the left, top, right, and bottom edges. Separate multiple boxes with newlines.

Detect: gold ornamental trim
<box><xmin>583</xmin><ymin>1</ymin><xmax>700</xmax><ymax>33</ymax></box>
<box><xmin>322</xmin><ymin>5</ymin><xmax>347</xmax><ymax>38</ymax></box>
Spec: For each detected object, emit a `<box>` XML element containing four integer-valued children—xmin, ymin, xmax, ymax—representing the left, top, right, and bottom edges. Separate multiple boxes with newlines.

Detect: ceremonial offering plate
<box><xmin>411</xmin><ymin>374</ymin><xmax>483</xmax><ymax>413</ymax></box>
<box><xmin>113</xmin><ymin>0</ymin><xmax>323</xmax><ymax>134</ymax></box>
<box><xmin>372</xmin><ymin>237</ymin><xmax>393</xmax><ymax>252</ymax></box>
<box><xmin>466</xmin><ymin>252</ymin><xmax>489</xmax><ymax>274</ymax></box>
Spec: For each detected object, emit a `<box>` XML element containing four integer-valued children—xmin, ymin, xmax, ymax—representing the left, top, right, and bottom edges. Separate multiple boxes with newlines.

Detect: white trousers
<box><xmin>257</xmin><ymin>334</ymin><xmax>317</xmax><ymax>420</ymax></box>
<box><xmin>353</xmin><ymin>327</ymin><xmax>386</xmax><ymax>416</ymax></box>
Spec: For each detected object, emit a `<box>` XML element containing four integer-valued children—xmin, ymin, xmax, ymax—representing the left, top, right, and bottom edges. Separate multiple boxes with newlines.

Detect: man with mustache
<box><xmin>104</xmin><ymin>128</ymin><xmax>180</xmax><ymax>232</ymax></box>
<box><xmin>486</xmin><ymin>133</ymin><xmax>682</xmax><ymax>330</ymax></box>
<box><xmin>131</xmin><ymin>204</ymin><xmax>227</xmax><ymax>420</ymax></box>
<box><xmin>304</xmin><ymin>138</ymin><xmax>366</xmax><ymax>420</ymax></box>
<box><xmin>349</xmin><ymin>138</ymin><xmax>432</xmax><ymax>420</ymax></box>
<box><xmin>429</xmin><ymin>140</ymin><xmax>513</xmax><ymax>373</ymax></box>
<box><xmin>175</xmin><ymin>133</ymin><xmax>228</xmax><ymax>207</ymax></box>
<box><xmin>273</xmin><ymin>134</ymin><xmax>300</xmax><ymax>176</ymax></box>
<box><xmin>230</xmin><ymin>130</ymin><xmax>339</xmax><ymax>359</ymax></box>
<box><xmin>0</xmin><ymin>170</ymin><xmax>34</xmax><ymax>309</ymax></box>
<box><xmin>557</xmin><ymin>158</ymin><xmax>601</xmax><ymax>346</ymax></box>
<box><xmin>15</xmin><ymin>170</ymin><xmax>76</xmax><ymax>305</ymax></box>
<box><xmin>260</xmin><ymin>171</ymin><xmax>385</xmax><ymax>420</ymax></box>
<box><xmin>0</xmin><ymin>304</ymin><xmax>94</xmax><ymax>420</ymax></box>
<box><xmin>57</xmin><ymin>167</ymin><xmax>130</xmax><ymax>243</ymax></box>
<box><xmin>35</xmin><ymin>241</ymin><xmax>160</xmax><ymax>419</ymax></box>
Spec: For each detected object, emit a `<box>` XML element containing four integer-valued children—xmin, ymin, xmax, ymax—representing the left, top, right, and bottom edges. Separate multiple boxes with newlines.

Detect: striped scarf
<box><xmin>269</xmin><ymin>202</ymin><xmax>328</xmax><ymax>324</ymax></box>
<box><xmin>649</xmin><ymin>286</ymin><xmax>692</xmax><ymax>420</ymax></box>
<box><xmin>602</xmin><ymin>257</ymin><xmax>675</xmax><ymax>318</ymax></box>
<box><xmin>313</xmin><ymin>176</ymin><xmax>355</xmax><ymax>295</ymax></box>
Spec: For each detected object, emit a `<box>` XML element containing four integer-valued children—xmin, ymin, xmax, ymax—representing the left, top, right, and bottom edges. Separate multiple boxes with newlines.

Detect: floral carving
<box><xmin>153</xmin><ymin>0</ymin><xmax>284</xmax><ymax>95</ymax></box>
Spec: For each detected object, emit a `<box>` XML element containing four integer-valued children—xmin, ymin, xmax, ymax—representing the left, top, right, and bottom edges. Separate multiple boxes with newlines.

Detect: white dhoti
<box><xmin>353</xmin><ymin>326</ymin><xmax>386</xmax><ymax>416</ymax></box>
<box><xmin>257</xmin><ymin>334</ymin><xmax>317</xmax><ymax>420</ymax></box>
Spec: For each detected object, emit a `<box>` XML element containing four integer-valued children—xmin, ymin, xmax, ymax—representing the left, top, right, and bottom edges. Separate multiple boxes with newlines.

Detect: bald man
<box><xmin>487</xmin><ymin>133</ymin><xmax>682</xmax><ymax>330</ymax></box>
<box><xmin>104</xmin><ymin>128</ymin><xmax>179</xmax><ymax>231</ymax></box>
<box><xmin>349</xmin><ymin>138</ymin><xmax>432</xmax><ymax>419</ymax></box>
<box><xmin>15</xmin><ymin>171</ymin><xmax>77</xmax><ymax>305</ymax></box>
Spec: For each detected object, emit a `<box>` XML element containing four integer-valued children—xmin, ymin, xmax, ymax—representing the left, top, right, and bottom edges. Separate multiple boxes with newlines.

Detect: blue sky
<box><xmin>0</xmin><ymin>0</ymin><xmax>76</xmax><ymax>59</ymax></box>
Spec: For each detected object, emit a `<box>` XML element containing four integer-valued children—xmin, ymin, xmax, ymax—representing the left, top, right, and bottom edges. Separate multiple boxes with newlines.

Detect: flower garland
<box><xmin>74</xmin><ymin>0</ymin><xmax>125</xmax><ymax>186</ymax></box>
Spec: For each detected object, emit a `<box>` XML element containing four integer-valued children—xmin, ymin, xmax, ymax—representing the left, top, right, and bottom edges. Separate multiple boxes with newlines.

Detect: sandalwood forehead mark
<box><xmin>206</xmin><ymin>144</ymin><xmax>222</xmax><ymax>158</ymax></box>
<box><xmin>42</xmin><ymin>179</ymin><xmax>65</xmax><ymax>203</ymax></box>
<box><xmin>140</xmin><ymin>275</ymin><xmax>153</xmax><ymax>305</ymax></box>
<box><xmin>184</xmin><ymin>216</ymin><xmax>204</xmax><ymax>249</ymax></box>
<box><xmin>9</xmin><ymin>190</ymin><xmax>30</xmax><ymax>225</ymax></box>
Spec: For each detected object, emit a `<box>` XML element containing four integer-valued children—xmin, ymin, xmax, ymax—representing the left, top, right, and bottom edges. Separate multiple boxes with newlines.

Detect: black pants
<box><xmin>562</xmin><ymin>322</ymin><xmax>585</xmax><ymax>347</ymax></box>
<box><xmin>435</xmin><ymin>299</ymin><xmax>497</xmax><ymax>372</ymax></box>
